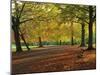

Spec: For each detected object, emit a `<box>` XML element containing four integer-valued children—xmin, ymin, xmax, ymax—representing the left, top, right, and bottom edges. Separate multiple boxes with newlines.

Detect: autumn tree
<box><xmin>12</xmin><ymin>1</ymin><xmax>96</xmax><ymax>52</ymax></box>
<box><xmin>59</xmin><ymin>5</ymin><xmax>80</xmax><ymax>45</ymax></box>
<box><xmin>12</xmin><ymin>0</ymin><xmax>32</xmax><ymax>52</ymax></box>
<box><xmin>87</xmin><ymin>6</ymin><xmax>96</xmax><ymax>50</ymax></box>
<box><xmin>75</xmin><ymin>5</ymin><xmax>96</xmax><ymax>49</ymax></box>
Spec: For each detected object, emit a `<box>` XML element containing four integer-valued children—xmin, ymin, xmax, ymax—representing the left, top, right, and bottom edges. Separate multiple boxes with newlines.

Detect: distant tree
<box><xmin>59</xmin><ymin>5</ymin><xmax>79</xmax><ymax>45</ymax></box>
<box><xmin>80</xmin><ymin>22</ymin><xmax>85</xmax><ymax>47</ymax></box>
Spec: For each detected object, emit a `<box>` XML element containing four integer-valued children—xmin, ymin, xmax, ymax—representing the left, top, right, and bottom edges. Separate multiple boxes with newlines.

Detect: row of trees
<box><xmin>12</xmin><ymin>0</ymin><xmax>96</xmax><ymax>52</ymax></box>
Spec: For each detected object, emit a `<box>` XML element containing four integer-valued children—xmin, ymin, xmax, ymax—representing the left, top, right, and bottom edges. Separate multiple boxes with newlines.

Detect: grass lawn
<box><xmin>12</xmin><ymin>44</ymin><xmax>38</xmax><ymax>52</ymax></box>
<box><xmin>12</xmin><ymin>43</ymin><xmax>96</xmax><ymax>52</ymax></box>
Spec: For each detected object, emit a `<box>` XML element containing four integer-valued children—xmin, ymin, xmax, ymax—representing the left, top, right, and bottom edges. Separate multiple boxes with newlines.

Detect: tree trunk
<box><xmin>87</xmin><ymin>6</ymin><xmax>94</xmax><ymax>50</ymax></box>
<box><xmin>38</xmin><ymin>36</ymin><xmax>43</xmax><ymax>47</ymax></box>
<box><xmin>71</xmin><ymin>22</ymin><xmax>74</xmax><ymax>45</ymax></box>
<box><xmin>80</xmin><ymin>22</ymin><xmax>85</xmax><ymax>47</ymax></box>
<box><xmin>12</xmin><ymin>25</ymin><xmax>22</xmax><ymax>52</ymax></box>
<box><xmin>20</xmin><ymin>32</ymin><xmax>30</xmax><ymax>51</ymax></box>
<box><xmin>59</xmin><ymin>40</ymin><xmax>62</xmax><ymax>45</ymax></box>
<box><xmin>71</xmin><ymin>36</ymin><xmax>74</xmax><ymax>45</ymax></box>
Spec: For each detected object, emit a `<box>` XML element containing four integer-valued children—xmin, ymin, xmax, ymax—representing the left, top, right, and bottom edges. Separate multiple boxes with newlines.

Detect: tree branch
<box><xmin>14</xmin><ymin>0</ymin><xmax>19</xmax><ymax>18</ymax></box>
<box><xmin>76</xmin><ymin>16</ymin><xmax>89</xmax><ymax>24</ymax></box>
<box><xmin>18</xmin><ymin>3</ymin><xmax>26</xmax><ymax>19</ymax></box>
<box><xmin>20</xmin><ymin>18</ymin><xmax>33</xmax><ymax>24</ymax></box>
<box><xmin>92</xmin><ymin>13</ymin><xmax>96</xmax><ymax>22</ymax></box>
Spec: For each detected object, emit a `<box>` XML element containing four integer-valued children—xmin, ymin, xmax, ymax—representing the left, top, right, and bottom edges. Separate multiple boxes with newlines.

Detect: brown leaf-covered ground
<box><xmin>12</xmin><ymin>45</ymin><xmax>96</xmax><ymax>74</ymax></box>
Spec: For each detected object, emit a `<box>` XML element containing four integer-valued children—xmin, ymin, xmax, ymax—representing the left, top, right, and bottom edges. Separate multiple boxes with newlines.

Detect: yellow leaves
<box><xmin>13</xmin><ymin>2</ymin><xmax>96</xmax><ymax>44</ymax></box>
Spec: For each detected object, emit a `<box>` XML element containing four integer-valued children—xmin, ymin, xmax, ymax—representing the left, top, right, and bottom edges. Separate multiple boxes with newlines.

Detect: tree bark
<box><xmin>12</xmin><ymin>16</ymin><xmax>22</xmax><ymax>52</ymax></box>
<box><xmin>71</xmin><ymin>22</ymin><xmax>74</xmax><ymax>45</ymax></box>
<box><xmin>80</xmin><ymin>22</ymin><xmax>85</xmax><ymax>47</ymax></box>
<box><xmin>12</xmin><ymin>25</ymin><xmax>22</xmax><ymax>52</ymax></box>
<box><xmin>87</xmin><ymin>6</ymin><xmax>94</xmax><ymax>50</ymax></box>
<box><xmin>38</xmin><ymin>36</ymin><xmax>43</xmax><ymax>47</ymax></box>
<box><xmin>59</xmin><ymin>40</ymin><xmax>62</xmax><ymax>45</ymax></box>
<box><xmin>20</xmin><ymin>31</ymin><xmax>30</xmax><ymax>51</ymax></box>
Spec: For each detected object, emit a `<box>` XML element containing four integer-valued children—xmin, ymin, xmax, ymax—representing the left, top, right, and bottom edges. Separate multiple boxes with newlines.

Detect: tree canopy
<box><xmin>12</xmin><ymin>0</ymin><xmax>96</xmax><ymax>52</ymax></box>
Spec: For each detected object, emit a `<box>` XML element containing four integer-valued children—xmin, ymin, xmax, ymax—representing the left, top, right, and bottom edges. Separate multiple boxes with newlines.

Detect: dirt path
<box><xmin>12</xmin><ymin>45</ymin><xmax>96</xmax><ymax>74</ymax></box>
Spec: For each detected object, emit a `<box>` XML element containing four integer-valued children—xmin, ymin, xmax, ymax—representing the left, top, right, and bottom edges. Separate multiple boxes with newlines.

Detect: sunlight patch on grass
<box><xmin>11</xmin><ymin>44</ymin><xmax>38</xmax><ymax>52</ymax></box>
<box><xmin>86</xmin><ymin>44</ymin><xmax>96</xmax><ymax>48</ymax></box>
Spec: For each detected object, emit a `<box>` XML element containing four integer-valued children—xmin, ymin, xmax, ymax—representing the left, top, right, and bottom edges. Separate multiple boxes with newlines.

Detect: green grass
<box><xmin>12</xmin><ymin>43</ymin><xmax>96</xmax><ymax>52</ymax></box>
<box><xmin>86</xmin><ymin>44</ymin><xmax>96</xmax><ymax>48</ymax></box>
<box><xmin>12</xmin><ymin>44</ymin><xmax>37</xmax><ymax>48</ymax></box>
<box><xmin>11</xmin><ymin>44</ymin><xmax>38</xmax><ymax>52</ymax></box>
